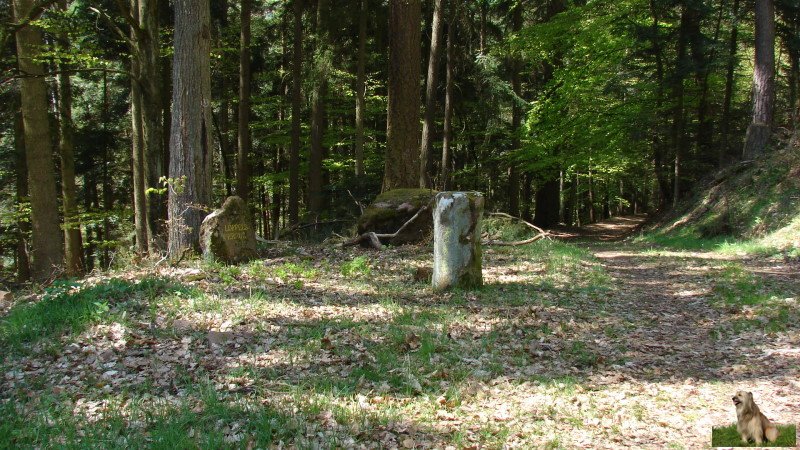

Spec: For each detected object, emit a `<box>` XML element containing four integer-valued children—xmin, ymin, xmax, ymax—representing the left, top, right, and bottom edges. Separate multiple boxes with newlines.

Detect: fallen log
<box><xmin>342</xmin><ymin>206</ymin><xmax>430</xmax><ymax>250</ymax></box>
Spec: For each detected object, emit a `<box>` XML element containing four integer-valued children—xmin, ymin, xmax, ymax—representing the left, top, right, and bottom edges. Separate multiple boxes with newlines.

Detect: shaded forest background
<box><xmin>1</xmin><ymin>0</ymin><xmax>796</xmax><ymax>281</ymax></box>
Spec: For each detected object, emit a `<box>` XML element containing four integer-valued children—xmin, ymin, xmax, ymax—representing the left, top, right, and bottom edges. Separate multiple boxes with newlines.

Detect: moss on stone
<box><xmin>357</xmin><ymin>188</ymin><xmax>438</xmax><ymax>245</ymax></box>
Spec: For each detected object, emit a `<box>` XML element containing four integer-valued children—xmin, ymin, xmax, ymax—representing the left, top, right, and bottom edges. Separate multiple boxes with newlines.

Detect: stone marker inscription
<box><xmin>200</xmin><ymin>196</ymin><xmax>258</xmax><ymax>263</ymax></box>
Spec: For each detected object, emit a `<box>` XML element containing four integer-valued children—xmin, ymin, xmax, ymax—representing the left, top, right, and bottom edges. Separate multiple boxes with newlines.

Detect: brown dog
<box><xmin>732</xmin><ymin>391</ymin><xmax>779</xmax><ymax>445</ymax></box>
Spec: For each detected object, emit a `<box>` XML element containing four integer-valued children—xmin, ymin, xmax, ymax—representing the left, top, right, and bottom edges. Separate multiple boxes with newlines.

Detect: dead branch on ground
<box><xmin>342</xmin><ymin>206</ymin><xmax>429</xmax><ymax>250</ymax></box>
<box><xmin>482</xmin><ymin>212</ymin><xmax>551</xmax><ymax>246</ymax></box>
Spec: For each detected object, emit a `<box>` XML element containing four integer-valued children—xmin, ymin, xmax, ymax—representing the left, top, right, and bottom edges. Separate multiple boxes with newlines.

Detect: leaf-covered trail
<box><xmin>565</xmin><ymin>215</ymin><xmax>800</xmax><ymax>448</ymax></box>
<box><xmin>1</xmin><ymin>215</ymin><xmax>798</xmax><ymax>449</ymax></box>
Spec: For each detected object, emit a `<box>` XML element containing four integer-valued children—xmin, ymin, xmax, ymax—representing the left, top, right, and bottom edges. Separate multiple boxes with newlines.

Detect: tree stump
<box><xmin>432</xmin><ymin>192</ymin><xmax>484</xmax><ymax>290</ymax></box>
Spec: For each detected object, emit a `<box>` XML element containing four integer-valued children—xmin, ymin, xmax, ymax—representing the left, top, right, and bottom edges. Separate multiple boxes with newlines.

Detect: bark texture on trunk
<box><xmin>57</xmin><ymin>4</ymin><xmax>83</xmax><ymax>276</ymax></box>
<box><xmin>507</xmin><ymin>4</ymin><xmax>522</xmax><ymax>217</ymax></box>
<box><xmin>384</xmin><ymin>0</ymin><xmax>421</xmax><ymax>191</ymax></box>
<box><xmin>419</xmin><ymin>0</ymin><xmax>444</xmax><ymax>188</ymax></box>
<box><xmin>13</xmin><ymin>94</ymin><xmax>31</xmax><ymax>281</ymax></box>
<box><xmin>354</xmin><ymin>0</ymin><xmax>367</xmax><ymax>177</ymax></box>
<box><xmin>140</xmin><ymin>0</ymin><xmax>165</xmax><ymax>254</ymax></box>
<box><xmin>289</xmin><ymin>0</ymin><xmax>303</xmax><ymax>225</ymax></box>
<box><xmin>534</xmin><ymin>179</ymin><xmax>560</xmax><ymax>228</ymax></box>
<box><xmin>167</xmin><ymin>0</ymin><xmax>213</xmax><ymax>258</ymax></box>
<box><xmin>440</xmin><ymin>3</ymin><xmax>455</xmax><ymax>191</ymax></box>
<box><xmin>13</xmin><ymin>0</ymin><xmax>64</xmax><ymax>280</ymax></box>
<box><xmin>432</xmin><ymin>192</ymin><xmax>483</xmax><ymax>290</ymax></box>
<box><xmin>743</xmin><ymin>0</ymin><xmax>775</xmax><ymax>158</ymax></box>
<box><xmin>720</xmin><ymin>0</ymin><xmax>740</xmax><ymax>165</ymax></box>
<box><xmin>131</xmin><ymin>62</ymin><xmax>148</xmax><ymax>254</ymax></box>
<box><xmin>671</xmin><ymin>5</ymin><xmax>690</xmax><ymax>208</ymax></box>
<box><xmin>308</xmin><ymin>0</ymin><xmax>328</xmax><ymax>220</ymax></box>
<box><xmin>237</xmin><ymin>0</ymin><xmax>252</xmax><ymax>202</ymax></box>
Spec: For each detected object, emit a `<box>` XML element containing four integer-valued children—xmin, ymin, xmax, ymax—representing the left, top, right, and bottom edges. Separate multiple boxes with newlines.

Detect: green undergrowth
<box><xmin>645</xmin><ymin>148</ymin><xmax>800</xmax><ymax>255</ymax></box>
<box><xmin>0</xmin><ymin>277</ymin><xmax>192</xmax><ymax>355</ymax></box>
<box><xmin>712</xmin><ymin>263</ymin><xmax>798</xmax><ymax>333</ymax></box>
<box><xmin>711</xmin><ymin>423</ymin><xmax>796</xmax><ymax>447</ymax></box>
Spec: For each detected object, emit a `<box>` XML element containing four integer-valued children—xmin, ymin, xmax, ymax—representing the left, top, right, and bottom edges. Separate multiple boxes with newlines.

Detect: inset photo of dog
<box><xmin>711</xmin><ymin>391</ymin><xmax>797</xmax><ymax>448</ymax></box>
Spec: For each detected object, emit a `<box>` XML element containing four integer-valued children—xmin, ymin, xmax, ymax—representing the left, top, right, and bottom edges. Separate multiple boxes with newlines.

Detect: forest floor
<box><xmin>1</xmin><ymin>216</ymin><xmax>799</xmax><ymax>449</ymax></box>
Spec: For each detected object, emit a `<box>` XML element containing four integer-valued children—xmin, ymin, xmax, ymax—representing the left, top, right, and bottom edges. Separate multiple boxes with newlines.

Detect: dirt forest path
<box><xmin>556</xmin><ymin>215</ymin><xmax>800</xmax><ymax>448</ymax></box>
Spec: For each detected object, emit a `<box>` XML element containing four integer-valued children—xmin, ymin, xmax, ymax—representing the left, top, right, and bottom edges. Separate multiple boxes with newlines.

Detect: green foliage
<box><xmin>0</xmin><ymin>277</ymin><xmax>184</xmax><ymax>353</ymax></box>
<box><xmin>712</xmin><ymin>263</ymin><xmax>798</xmax><ymax>333</ymax></box>
<box><xmin>340</xmin><ymin>255</ymin><xmax>371</xmax><ymax>278</ymax></box>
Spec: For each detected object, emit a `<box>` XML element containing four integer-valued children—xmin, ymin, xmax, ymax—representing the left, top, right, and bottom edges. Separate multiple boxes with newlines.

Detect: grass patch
<box><xmin>713</xmin><ymin>263</ymin><xmax>798</xmax><ymax>333</ymax></box>
<box><xmin>0</xmin><ymin>277</ymin><xmax>186</xmax><ymax>354</ymax></box>
<box><xmin>634</xmin><ymin>231</ymin><xmax>780</xmax><ymax>256</ymax></box>
<box><xmin>712</xmin><ymin>423</ymin><xmax>796</xmax><ymax>447</ymax></box>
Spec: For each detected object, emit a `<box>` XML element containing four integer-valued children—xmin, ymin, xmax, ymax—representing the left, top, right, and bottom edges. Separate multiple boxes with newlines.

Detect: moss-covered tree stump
<box><xmin>357</xmin><ymin>188</ymin><xmax>437</xmax><ymax>245</ymax></box>
<box><xmin>432</xmin><ymin>192</ymin><xmax>484</xmax><ymax>290</ymax></box>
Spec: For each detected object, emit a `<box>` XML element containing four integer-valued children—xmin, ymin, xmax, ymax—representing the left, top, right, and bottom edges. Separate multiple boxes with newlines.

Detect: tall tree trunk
<box><xmin>354</xmin><ymin>0</ymin><xmax>367</xmax><ymax>177</ymax></box>
<box><xmin>135</xmin><ymin>0</ymin><xmax>165</xmax><ymax>254</ymax></box>
<box><xmin>508</xmin><ymin>4</ymin><xmax>522</xmax><ymax>217</ymax></box>
<box><xmin>719</xmin><ymin>0</ymin><xmax>740</xmax><ymax>165</ymax></box>
<box><xmin>101</xmin><ymin>71</ymin><xmax>111</xmax><ymax>269</ymax></box>
<box><xmin>308</xmin><ymin>0</ymin><xmax>328</xmax><ymax>219</ymax></box>
<box><xmin>218</xmin><ymin>0</ymin><xmax>232</xmax><ymax>196</ymax></box>
<box><xmin>167</xmin><ymin>0</ymin><xmax>213</xmax><ymax>258</ymax></box>
<box><xmin>534</xmin><ymin>179</ymin><xmax>560</xmax><ymax>228</ymax></box>
<box><xmin>440</xmin><ymin>3</ymin><xmax>456</xmax><ymax>191</ymax></box>
<box><xmin>588</xmin><ymin>169</ymin><xmax>595</xmax><ymax>223</ymax></box>
<box><xmin>57</xmin><ymin>0</ymin><xmax>83</xmax><ymax>276</ymax></box>
<box><xmin>384</xmin><ymin>0</ymin><xmax>421</xmax><ymax>191</ymax></box>
<box><xmin>419</xmin><ymin>0</ymin><xmax>444</xmax><ymax>188</ymax></box>
<box><xmin>84</xmin><ymin>175</ymin><xmax>96</xmax><ymax>272</ymax></box>
<box><xmin>13</xmin><ymin>0</ymin><xmax>64</xmax><ymax>280</ymax></box>
<box><xmin>13</xmin><ymin>93</ymin><xmax>31</xmax><ymax>281</ymax></box>
<box><xmin>687</xmin><ymin>3</ymin><xmax>713</xmax><ymax>163</ymax></box>
<box><xmin>131</xmin><ymin>5</ymin><xmax>148</xmax><ymax>255</ymax></box>
<box><xmin>479</xmin><ymin>0</ymin><xmax>486</xmax><ymax>54</ymax></box>
<box><xmin>237</xmin><ymin>0</ymin><xmax>252</xmax><ymax>202</ymax></box>
<box><xmin>289</xmin><ymin>0</ymin><xmax>303</xmax><ymax>225</ymax></box>
<box><xmin>648</xmin><ymin>0</ymin><xmax>670</xmax><ymax>209</ymax></box>
<box><xmin>743</xmin><ymin>0</ymin><xmax>776</xmax><ymax>158</ymax></box>
<box><xmin>521</xmin><ymin>174</ymin><xmax>532</xmax><ymax>221</ymax></box>
<box><xmin>671</xmin><ymin>6</ymin><xmax>690</xmax><ymax>208</ymax></box>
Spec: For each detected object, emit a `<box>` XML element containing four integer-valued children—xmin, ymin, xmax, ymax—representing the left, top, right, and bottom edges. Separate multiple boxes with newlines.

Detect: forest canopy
<box><xmin>0</xmin><ymin>0</ymin><xmax>792</xmax><ymax>280</ymax></box>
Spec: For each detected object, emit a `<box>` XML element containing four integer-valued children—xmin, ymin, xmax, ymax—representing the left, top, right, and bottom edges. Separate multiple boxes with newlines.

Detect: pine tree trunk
<box><xmin>534</xmin><ymin>179</ymin><xmax>560</xmax><ymax>228</ymax></box>
<box><xmin>419</xmin><ymin>0</ymin><xmax>444</xmax><ymax>188</ymax></box>
<box><xmin>237</xmin><ymin>0</ymin><xmax>252</xmax><ymax>202</ymax></box>
<box><xmin>648</xmin><ymin>0</ymin><xmax>670</xmax><ymax>209</ymax></box>
<box><xmin>720</xmin><ymin>0</ymin><xmax>740</xmax><ymax>166</ymax></box>
<box><xmin>130</xmin><ymin>9</ymin><xmax>149</xmax><ymax>255</ymax></box>
<box><xmin>288</xmin><ymin>0</ymin><xmax>303</xmax><ymax>225</ymax></box>
<box><xmin>384</xmin><ymin>0</ymin><xmax>421</xmax><ymax>191</ymax></box>
<box><xmin>743</xmin><ymin>0</ymin><xmax>775</xmax><ymax>158</ymax></box>
<box><xmin>141</xmin><ymin>0</ymin><xmax>165</xmax><ymax>254</ymax></box>
<box><xmin>168</xmin><ymin>0</ymin><xmax>213</xmax><ymax>258</ymax></box>
<box><xmin>308</xmin><ymin>0</ymin><xmax>328</xmax><ymax>220</ymax></box>
<box><xmin>440</xmin><ymin>2</ymin><xmax>455</xmax><ymax>191</ymax></box>
<box><xmin>57</xmin><ymin>1</ymin><xmax>83</xmax><ymax>276</ymax></box>
<box><xmin>354</xmin><ymin>0</ymin><xmax>367</xmax><ymax>177</ymax></box>
<box><xmin>671</xmin><ymin>6</ymin><xmax>690</xmax><ymax>208</ymax></box>
<box><xmin>13</xmin><ymin>94</ymin><xmax>31</xmax><ymax>281</ymax></box>
<box><xmin>13</xmin><ymin>0</ymin><xmax>64</xmax><ymax>280</ymax></box>
<box><xmin>507</xmin><ymin>4</ymin><xmax>522</xmax><ymax>217</ymax></box>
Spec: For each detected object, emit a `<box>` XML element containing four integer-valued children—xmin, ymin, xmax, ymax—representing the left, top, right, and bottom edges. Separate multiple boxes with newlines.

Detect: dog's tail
<box><xmin>765</xmin><ymin>424</ymin><xmax>779</xmax><ymax>442</ymax></box>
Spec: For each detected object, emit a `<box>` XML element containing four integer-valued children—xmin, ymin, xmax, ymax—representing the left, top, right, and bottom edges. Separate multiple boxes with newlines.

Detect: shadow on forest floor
<box><xmin>1</xmin><ymin>216</ymin><xmax>798</xmax><ymax>448</ymax></box>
